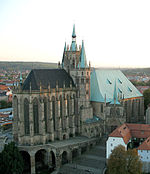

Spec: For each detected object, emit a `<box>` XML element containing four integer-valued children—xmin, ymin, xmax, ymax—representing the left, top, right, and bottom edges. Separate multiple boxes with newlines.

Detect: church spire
<box><xmin>72</xmin><ymin>24</ymin><xmax>76</xmax><ymax>38</ymax></box>
<box><xmin>80</xmin><ymin>40</ymin><xmax>87</xmax><ymax>68</ymax></box>
<box><xmin>110</xmin><ymin>80</ymin><xmax>120</xmax><ymax>105</ymax></box>
<box><xmin>71</xmin><ymin>24</ymin><xmax>76</xmax><ymax>51</ymax></box>
<box><xmin>62</xmin><ymin>42</ymin><xmax>66</xmax><ymax>68</ymax></box>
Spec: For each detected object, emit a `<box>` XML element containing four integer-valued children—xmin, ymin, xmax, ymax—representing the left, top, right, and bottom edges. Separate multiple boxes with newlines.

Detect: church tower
<box><xmin>61</xmin><ymin>25</ymin><xmax>93</xmax><ymax>131</ymax></box>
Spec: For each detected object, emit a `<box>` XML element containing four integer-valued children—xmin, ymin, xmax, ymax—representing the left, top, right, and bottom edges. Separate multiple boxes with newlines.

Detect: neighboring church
<box><xmin>90</xmin><ymin>69</ymin><xmax>144</xmax><ymax>134</ymax></box>
<box><xmin>12</xmin><ymin>25</ymin><xmax>144</xmax><ymax>173</ymax></box>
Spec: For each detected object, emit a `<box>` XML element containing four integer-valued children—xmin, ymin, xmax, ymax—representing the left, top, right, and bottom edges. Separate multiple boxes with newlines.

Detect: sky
<box><xmin>0</xmin><ymin>0</ymin><xmax>150</xmax><ymax>68</ymax></box>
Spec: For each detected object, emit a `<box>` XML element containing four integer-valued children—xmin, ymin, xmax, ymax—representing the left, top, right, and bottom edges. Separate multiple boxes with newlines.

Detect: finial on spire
<box><xmin>71</xmin><ymin>24</ymin><xmax>76</xmax><ymax>51</ymax></box>
<box><xmin>72</xmin><ymin>24</ymin><xmax>76</xmax><ymax>38</ymax></box>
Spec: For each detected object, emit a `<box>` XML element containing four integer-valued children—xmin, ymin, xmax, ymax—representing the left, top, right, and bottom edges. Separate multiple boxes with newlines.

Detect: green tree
<box><xmin>143</xmin><ymin>88</ymin><xmax>150</xmax><ymax>110</ymax></box>
<box><xmin>107</xmin><ymin>145</ymin><xmax>142</xmax><ymax>174</ymax></box>
<box><xmin>0</xmin><ymin>100</ymin><xmax>12</xmax><ymax>109</ymax></box>
<box><xmin>0</xmin><ymin>142</ymin><xmax>24</xmax><ymax>174</ymax></box>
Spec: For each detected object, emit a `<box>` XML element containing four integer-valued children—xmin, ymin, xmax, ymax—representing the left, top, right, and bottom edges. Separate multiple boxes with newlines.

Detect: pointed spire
<box><xmin>110</xmin><ymin>80</ymin><xmax>120</xmax><ymax>105</ymax></box>
<box><xmin>80</xmin><ymin>40</ymin><xmax>87</xmax><ymax>68</ymax></box>
<box><xmin>71</xmin><ymin>24</ymin><xmax>76</xmax><ymax>51</ymax></box>
<box><xmin>64</xmin><ymin>42</ymin><xmax>66</xmax><ymax>52</ymax></box>
<box><xmin>62</xmin><ymin>42</ymin><xmax>66</xmax><ymax>68</ymax></box>
<box><xmin>72</xmin><ymin>24</ymin><xmax>76</xmax><ymax>38</ymax></box>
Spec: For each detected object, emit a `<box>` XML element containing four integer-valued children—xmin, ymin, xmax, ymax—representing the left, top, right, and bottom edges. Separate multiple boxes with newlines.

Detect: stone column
<box><xmin>65</xmin><ymin>98</ymin><xmax>69</xmax><ymax>133</ymax></box>
<box><xmin>68</xmin><ymin>150</ymin><xmax>72</xmax><ymax>163</ymax></box>
<box><xmin>30</xmin><ymin>153</ymin><xmax>36</xmax><ymax>174</ymax></box>
<box><xmin>56</xmin><ymin>150</ymin><xmax>61</xmax><ymax>169</ymax></box>
<box><xmin>47</xmin><ymin>149</ymin><xmax>51</xmax><ymax>167</ymax></box>
<box><xmin>57</xmin><ymin>100</ymin><xmax>62</xmax><ymax>140</ymax></box>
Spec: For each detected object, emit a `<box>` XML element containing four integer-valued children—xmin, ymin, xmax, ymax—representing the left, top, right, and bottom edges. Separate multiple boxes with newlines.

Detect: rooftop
<box><xmin>90</xmin><ymin>69</ymin><xmax>143</xmax><ymax>103</ymax></box>
<box><xmin>109</xmin><ymin>123</ymin><xmax>150</xmax><ymax>150</ymax></box>
<box><xmin>22</xmin><ymin>69</ymin><xmax>75</xmax><ymax>90</ymax></box>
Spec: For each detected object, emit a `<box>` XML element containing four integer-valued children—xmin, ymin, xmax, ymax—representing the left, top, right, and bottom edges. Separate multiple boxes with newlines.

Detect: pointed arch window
<box><xmin>33</xmin><ymin>98</ymin><xmax>39</xmax><ymax>134</ymax></box>
<box><xmin>24</xmin><ymin>98</ymin><xmax>30</xmax><ymax>135</ymax></box>
<box><xmin>44</xmin><ymin>98</ymin><xmax>48</xmax><ymax>133</ymax></box>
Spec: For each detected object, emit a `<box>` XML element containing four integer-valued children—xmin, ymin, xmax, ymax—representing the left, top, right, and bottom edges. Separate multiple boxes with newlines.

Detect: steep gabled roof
<box><xmin>22</xmin><ymin>69</ymin><xmax>75</xmax><ymax>90</ymax></box>
<box><xmin>109</xmin><ymin>123</ymin><xmax>150</xmax><ymax>145</ymax></box>
<box><xmin>109</xmin><ymin>123</ymin><xmax>132</xmax><ymax>144</ymax></box>
<box><xmin>90</xmin><ymin>69</ymin><xmax>143</xmax><ymax>103</ymax></box>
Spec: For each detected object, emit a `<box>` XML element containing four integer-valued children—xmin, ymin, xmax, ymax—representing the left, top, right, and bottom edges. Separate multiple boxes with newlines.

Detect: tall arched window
<box><xmin>67</xmin><ymin>95</ymin><xmax>69</xmax><ymax>116</ymax></box>
<box><xmin>33</xmin><ymin>98</ymin><xmax>39</xmax><ymax>134</ymax></box>
<box><xmin>44</xmin><ymin>98</ymin><xmax>48</xmax><ymax>133</ymax></box>
<box><xmin>52</xmin><ymin>96</ymin><xmax>55</xmax><ymax>131</ymax></box>
<box><xmin>24</xmin><ymin>98</ymin><xmax>30</xmax><ymax>135</ymax></box>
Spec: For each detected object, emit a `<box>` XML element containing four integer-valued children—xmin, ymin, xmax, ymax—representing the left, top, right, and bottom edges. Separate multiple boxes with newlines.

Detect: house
<box><xmin>106</xmin><ymin>123</ymin><xmax>150</xmax><ymax>173</ymax></box>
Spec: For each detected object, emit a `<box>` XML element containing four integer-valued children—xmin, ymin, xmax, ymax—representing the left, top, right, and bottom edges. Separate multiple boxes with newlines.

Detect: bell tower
<box><xmin>61</xmin><ymin>25</ymin><xmax>93</xmax><ymax>131</ymax></box>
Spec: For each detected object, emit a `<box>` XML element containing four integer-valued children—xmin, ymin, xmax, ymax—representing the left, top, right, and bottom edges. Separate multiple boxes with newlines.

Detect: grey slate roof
<box><xmin>22</xmin><ymin>69</ymin><xmax>75</xmax><ymax>90</ymax></box>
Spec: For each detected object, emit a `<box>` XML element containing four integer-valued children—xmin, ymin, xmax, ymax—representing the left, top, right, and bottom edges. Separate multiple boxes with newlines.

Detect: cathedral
<box><xmin>12</xmin><ymin>25</ymin><xmax>144</xmax><ymax>173</ymax></box>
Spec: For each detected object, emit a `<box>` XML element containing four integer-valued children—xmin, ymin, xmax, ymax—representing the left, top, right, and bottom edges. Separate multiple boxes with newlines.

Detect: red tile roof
<box><xmin>109</xmin><ymin>123</ymin><xmax>150</xmax><ymax>147</ymax></box>
<box><xmin>138</xmin><ymin>137</ymin><xmax>150</xmax><ymax>150</ymax></box>
<box><xmin>109</xmin><ymin>123</ymin><xmax>132</xmax><ymax>144</ymax></box>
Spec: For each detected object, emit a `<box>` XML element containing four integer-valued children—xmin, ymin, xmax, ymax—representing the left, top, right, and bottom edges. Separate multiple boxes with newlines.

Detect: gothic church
<box><xmin>13</xmin><ymin>25</ymin><xmax>144</xmax><ymax>173</ymax></box>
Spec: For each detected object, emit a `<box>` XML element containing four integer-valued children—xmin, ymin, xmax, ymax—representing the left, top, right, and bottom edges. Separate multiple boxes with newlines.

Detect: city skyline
<box><xmin>0</xmin><ymin>0</ymin><xmax>150</xmax><ymax>68</ymax></box>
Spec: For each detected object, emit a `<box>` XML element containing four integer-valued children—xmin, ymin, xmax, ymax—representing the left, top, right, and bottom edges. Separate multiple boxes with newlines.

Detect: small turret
<box><xmin>80</xmin><ymin>40</ymin><xmax>87</xmax><ymax>68</ymax></box>
<box><xmin>110</xmin><ymin>80</ymin><xmax>120</xmax><ymax>105</ymax></box>
<box><xmin>62</xmin><ymin>42</ymin><xmax>66</xmax><ymax>68</ymax></box>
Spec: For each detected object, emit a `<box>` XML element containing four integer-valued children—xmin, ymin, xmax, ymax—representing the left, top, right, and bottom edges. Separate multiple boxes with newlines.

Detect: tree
<box><xmin>107</xmin><ymin>145</ymin><xmax>142</xmax><ymax>174</ymax></box>
<box><xmin>0</xmin><ymin>142</ymin><xmax>24</xmax><ymax>174</ymax></box>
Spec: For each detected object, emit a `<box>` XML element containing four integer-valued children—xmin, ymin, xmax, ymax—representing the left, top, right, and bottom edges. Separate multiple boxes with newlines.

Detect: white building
<box><xmin>106</xmin><ymin>123</ymin><xmax>150</xmax><ymax>173</ymax></box>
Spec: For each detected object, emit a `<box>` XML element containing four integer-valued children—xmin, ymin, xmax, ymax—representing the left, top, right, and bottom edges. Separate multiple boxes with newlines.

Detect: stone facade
<box><xmin>12</xmin><ymin>25</ymin><xmax>144</xmax><ymax>173</ymax></box>
<box><xmin>92</xmin><ymin>97</ymin><xmax>144</xmax><ymax>134</ymax></box>
<box><xmin>12</xmin><ymin>26</ymin><xmax>102</xmax><ymax>173</ymax></box>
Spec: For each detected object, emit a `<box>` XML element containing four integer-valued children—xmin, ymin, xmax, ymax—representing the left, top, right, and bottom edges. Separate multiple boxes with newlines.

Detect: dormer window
<box><xmin>107</xmin><ymin>79</ymin><xmax>112</xmax><ymax>84</ymax></box>
<box><xmin>118</xmin><ymin>88</ymin><xmax>122</xmax><ymax>93</ymax></box>
<box><xmin>118</xmin><ymin>78</ymin><xmax>122</xmax><ymax>84</ymax></box>
<box><xmin>128</xmin><ymin>87</ymin><xmax>132</xmax><ymax>92</ymax></box>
